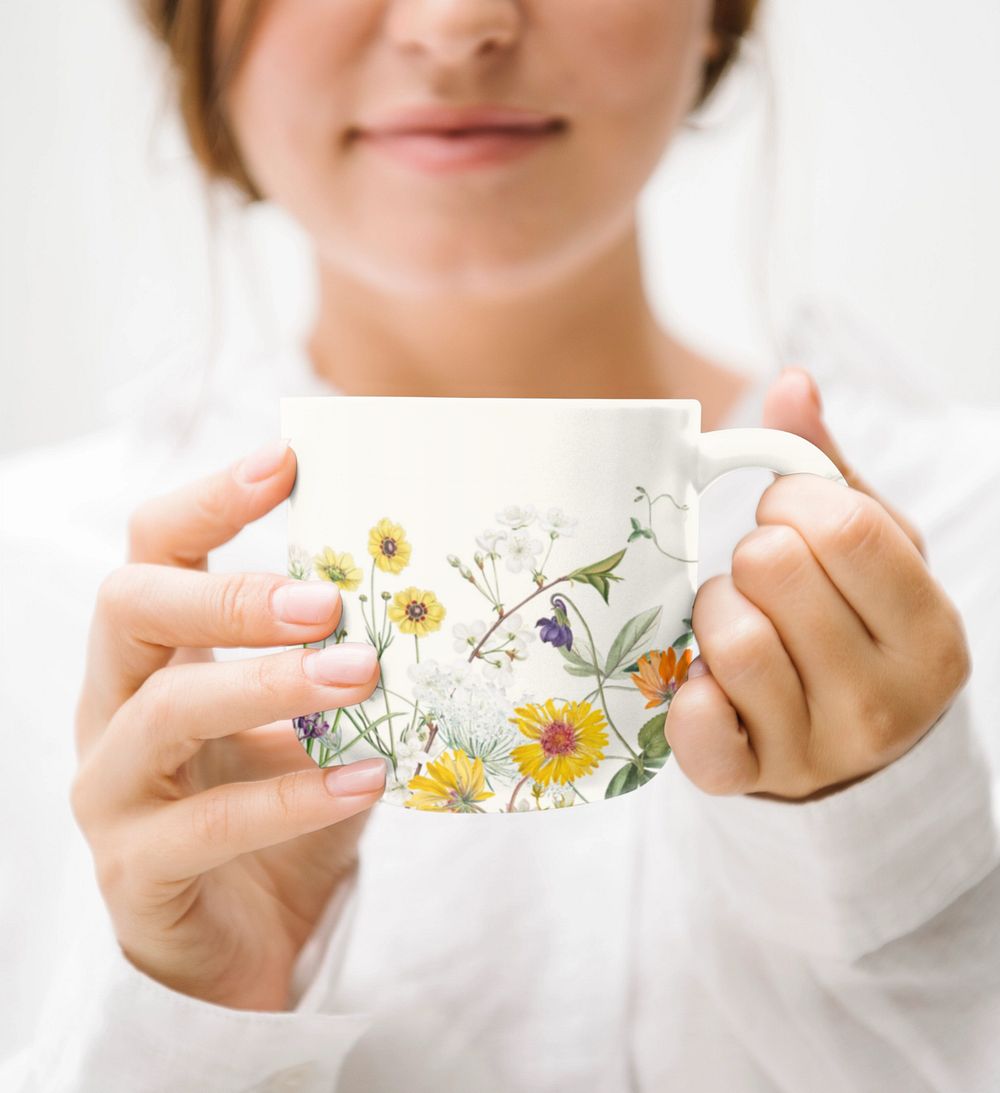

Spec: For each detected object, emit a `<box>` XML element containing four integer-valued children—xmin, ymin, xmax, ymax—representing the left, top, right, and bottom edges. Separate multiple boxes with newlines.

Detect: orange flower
<box><xmin>629</xmin><ymin>647</ymin><xmax>693</xmax><ymax>708</ymax></box>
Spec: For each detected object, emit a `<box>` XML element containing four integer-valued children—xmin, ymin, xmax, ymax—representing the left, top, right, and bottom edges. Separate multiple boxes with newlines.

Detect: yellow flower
<box><xmin>368</xmin><ymin>517</ymin><xmax>412</xmax><ymax>574</ymax></box>
<box><xmin>509</xmin><ymin>698</ymin><xmax>608</xmax><ymax>786</ymax></box>
<box><xmin>629</xmin><ymin>647</ymin><xmax>692</xmax><ymax>709</ymax></box>
<box><xmin>387</xmin><ymin>586</ymin><xmax>446</xmax><ymax>636</ymax></box>
<box><xmin>312</xmin><ymin>547</ymin><xmax>363</xmax><ymax>592</ymax></box>
<box><xmin>404</xmin><ymin>749</ymin><xmax>495</xmax><ymax>813</ymax></box>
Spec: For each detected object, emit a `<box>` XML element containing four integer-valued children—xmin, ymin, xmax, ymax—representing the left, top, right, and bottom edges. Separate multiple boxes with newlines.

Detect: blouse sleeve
<box><xmin>0</xmin><ymin>840</ymin><xmax>374</xmax><ymax>1093</ymax></box>
<box><xmin>0</xmin><ymin>437</ymin><xmax>375</xmax><ymax>1092</ymax></box>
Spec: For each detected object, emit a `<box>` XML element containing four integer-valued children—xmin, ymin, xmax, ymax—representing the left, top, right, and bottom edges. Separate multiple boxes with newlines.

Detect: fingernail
<box><xmin>272</xmin><ymin>580</ymin><xmax>340</xmax><ymax>624</ymax></box>
<box><xmin>324</xmin><ymin>758</ymin><xmax>387</xmax><ymax>796</ymax></box>
<box><xmin>304</xmin><ymin>642</ymin><xmax>378</xmax><ymax>685</ymax></box>
<box><xmin>237</xmin><ymin>438</ymin><xmax>290</xmax><ymax>484</ymax></box>
<box><xmin>687</xmin><ymin>656</ymin><xmax>709</xmax><ymax>679</ymax></box>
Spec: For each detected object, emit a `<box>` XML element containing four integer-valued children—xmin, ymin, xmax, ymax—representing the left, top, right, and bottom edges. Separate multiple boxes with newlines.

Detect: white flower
<box><xmin>429</xmin><ymin>671</ymin><xmax>520</xmax><ymax>781</ymax></box>
<box><xmin>406</xmin><ymin>657</ymin><xmax>478</xmax><ymax>716</ymax></box>
<box><xmin>497</xmin><ymin>612</ymin><xmax>536</xmax><ymax>653</ymax></box>
<box><xmin>515</xmin><ymin>799</ymin><xmax>532</xmax><ymax>812</ymax></box>
<box><xmin>478</xmin><ymin>651</ymin><xmax>515</xmax><ymax>679</ymax></box>
<box><xmin>383</xmin><ymin>779</ymin><xmax>411</xmax><ymax>806</ymax></box>
<box><xmin>499</xmin><ymin>530</ymin><xmax>543</xmax><ymax>574</ymax></box>
<box><xmin>475</xmin><ymin>528</ymin><xmax>507</xmax><ymax>554</ymax></box>
<box><xmin>452</xmin><ymin>618</ymin><xmax>488</xmax><ymax>654</ymax></box>
<box><xmin>539</xmin><ymin>507</ymin><xmax>578</xmax><ymax>538</ymax></box>
<box><xmin>495</xmin><ymin>504</ymin><xmax>537</xmax><ymax>530</ymax></box>
<box><xmin>287</xmin><ymin>544</ymin><xmax>313</xmax><ymax>579</ymax></box>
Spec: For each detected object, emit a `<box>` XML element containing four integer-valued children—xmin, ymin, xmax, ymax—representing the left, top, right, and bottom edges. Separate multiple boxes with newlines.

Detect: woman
<box><xmin>1</xmin><ymin>1</ymin><xmax>998</xmax><ymax>1090</ymax></box>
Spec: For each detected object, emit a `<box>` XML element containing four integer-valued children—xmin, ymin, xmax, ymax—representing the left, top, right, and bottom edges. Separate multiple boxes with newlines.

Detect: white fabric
<box><xmin>1</xmin><ymin>304</ymin><xmax>999</xmax><ymax>1092</ymax></box>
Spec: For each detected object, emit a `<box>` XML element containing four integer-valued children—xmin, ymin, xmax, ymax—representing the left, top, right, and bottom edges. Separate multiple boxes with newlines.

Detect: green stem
<box><xmin>639</xmin><ymin>488</ymin><xmax>697</xmax><ymax>564</ymax></box>
<box><xmin>490</xmin><ymin>555</ymin><xmax>503</xmax><ymax>614</ymax></box>
<box><xmin>557</xmin><ymin>592</ymin><xmax>640</xmax><ymax>764</ymax></box>
<box><xmin>507</xmin><ymin>774</ymin><xmax>530</xmax><ymax>812</ymax></box>
<box><xmin>468</xmin><ymin>574</ymin><xmax>570</xmax><ymax>662</ymax></box>
<box><xmin>534</xmin><ymin>536</ymin><xmax>556</xmax><ymax>584</ymax></box>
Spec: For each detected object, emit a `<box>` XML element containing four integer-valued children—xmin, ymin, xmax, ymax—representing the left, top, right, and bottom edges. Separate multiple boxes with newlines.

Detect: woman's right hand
<box><xmin>70</xmin><ymin>438</ymin><xmax>386</xmax><ymax>1012</ymax></box>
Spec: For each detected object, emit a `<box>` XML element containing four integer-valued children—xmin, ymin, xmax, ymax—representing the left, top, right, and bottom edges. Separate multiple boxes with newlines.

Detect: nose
<box><xmin>386</xmin><ymin>0</ymin><xmax>521</xmax><ymax>65</ymax></box>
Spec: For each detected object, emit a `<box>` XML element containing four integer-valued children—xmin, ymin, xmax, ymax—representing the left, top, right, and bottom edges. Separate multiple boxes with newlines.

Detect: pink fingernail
<box><xmin>324</xmin><ymin>758</ymin><xmax>387</xmax><ymax>796</ymax></box>
<box><xmin>272</xmin><ymin>581</ymin><xmax>340</xmax><ymax>624</ymax></box>
<box><xmin>687</xmin><ymin>657</ymin><xmax>709</xmax><ymax>678</ymax></box>
<box><xmin>237</xmin><ymin>438</ymin><xmax>290</xmax><ymax>484</ymax></box>
<box><xmin>304</xmin><ymin>643</ymin><xmax>378</xmax><ymax>685</ymax></box>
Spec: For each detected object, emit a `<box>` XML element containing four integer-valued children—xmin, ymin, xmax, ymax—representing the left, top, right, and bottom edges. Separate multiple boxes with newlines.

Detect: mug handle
<box><xmin>695</xmin><ymin>428</ymin><xmax>849</xmax><ymax>494</ymax></box>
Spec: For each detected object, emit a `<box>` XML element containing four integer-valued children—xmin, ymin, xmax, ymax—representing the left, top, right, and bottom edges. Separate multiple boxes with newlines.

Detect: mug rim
<box><xmin>280</xmin><ymin>395</ymin><xmax>703</xmax><ymax>409</ymax></box>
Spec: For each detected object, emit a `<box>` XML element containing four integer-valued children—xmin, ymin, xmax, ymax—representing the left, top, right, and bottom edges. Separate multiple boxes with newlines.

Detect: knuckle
<box><xmin>732</xmin><ymin>525</ymin><xmax>807</xmax><ymax>592</ymax></box>
<box><xmin>852</xmin><ymin>686</ymin><xmax>904</xmax><ymax>754</ymax></box>
<box><xmin>192</xmin><ymin>790</ymin><xmax>235</xmax><ymax>848</ymax></box>
<box><xmin>126</xmin><ymin>505</ymin><xmax>157</xmax><ymax>558</ymax></box>
<box><xmin>214</xmin><ymin>571</ymin><xmax>257</xmax><ymax>630</ymax></box>
<box><xmin>711</xmin><ymin>612</ymin><xmax>772</xmax><ymax>685</ymax></box>
<box><xmin>94</xmin><ymin>563</ymin><xmax>141</xmax><ymax>617</ymax></box>
<box><xmin>68</xmin><ymin>768</ymin><xmax>97</xmax><ymax>831</ymax></box>
<box><xmin>193</xmin><ymin>473</ymin><xmax>240</xmax><ymax>536</ymax></box>
<box><xmin>830</xmin><ymin>494</ymin><xmax>883</xmax><ymax>559</ymax></box>
<box><xmin>273</xmin><ymin>772</ymin><xmax>301</xmax><ymax>823</ymax></box>
<box><xmin>247</xmin><ymin>652</ymin><xmax>287</xmax><ymax>705</ymax></box>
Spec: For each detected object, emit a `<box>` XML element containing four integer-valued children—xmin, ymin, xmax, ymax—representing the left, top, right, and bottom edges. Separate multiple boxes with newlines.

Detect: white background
<box><xmin>2</xmin><ymin>0</ymin><xmax>998</xmax><ymax>455</ymax></box>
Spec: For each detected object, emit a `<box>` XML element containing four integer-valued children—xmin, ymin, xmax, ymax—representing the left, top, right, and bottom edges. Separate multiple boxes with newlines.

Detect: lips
<box><xmin>353</xmin><ymin>104</ymin><xmax>566</xmax><ymax>137</ymax></box>
<box><xmin>348</xmin><ymin>104</ymin><xmax>568</xmax><ymax>173</ymax></box>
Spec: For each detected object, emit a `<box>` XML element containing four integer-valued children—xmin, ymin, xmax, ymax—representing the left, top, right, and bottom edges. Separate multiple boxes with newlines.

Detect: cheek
<box><xmin>553</xmin><ymin>0</ymin><xmax>709</xmax><ymax>116</ymax></box>
<box><xmin>226</xmin><ymin>2</ymin><xmax>372</xmax><ymax>201</ymax></box>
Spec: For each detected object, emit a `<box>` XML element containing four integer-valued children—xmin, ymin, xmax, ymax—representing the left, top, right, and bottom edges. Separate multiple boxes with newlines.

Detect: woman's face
<box><xmin>221</xmin><ymin>0</ymin><xmax>715</xmax><ymax>297</ymax></box>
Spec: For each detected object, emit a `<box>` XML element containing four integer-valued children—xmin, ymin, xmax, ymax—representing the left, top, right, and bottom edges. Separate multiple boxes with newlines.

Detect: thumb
<box><xmin>762</xmin><ymin>367</ymin><xmax>926</xmax><ymax>558</ymax></box>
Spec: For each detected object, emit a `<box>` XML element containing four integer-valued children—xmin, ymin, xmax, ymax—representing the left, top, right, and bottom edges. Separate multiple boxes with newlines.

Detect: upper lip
<box><xmin>352</xmin><ymin>104</ymin><xmax>566</xmax><ymax>137</ymax></box>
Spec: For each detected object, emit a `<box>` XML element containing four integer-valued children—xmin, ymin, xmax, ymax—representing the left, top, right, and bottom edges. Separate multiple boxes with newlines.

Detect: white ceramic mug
<box><xmin>280</xmin><ymin>396</ymin><xmax>845</xmax><ymax>815</ymax></box>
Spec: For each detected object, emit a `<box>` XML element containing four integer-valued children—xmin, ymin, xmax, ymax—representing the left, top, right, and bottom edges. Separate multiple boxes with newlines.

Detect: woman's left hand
<box><xmin>665</xmin><ymin>367</ymin><xmax>972</xmax><ymax>801</ymax></box>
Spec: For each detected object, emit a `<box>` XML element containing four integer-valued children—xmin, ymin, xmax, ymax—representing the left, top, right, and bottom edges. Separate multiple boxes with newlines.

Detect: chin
<box><xmin>317</xmin><ymin>216</ymin><xmax>625</xmax><ymax>301</ymax></box>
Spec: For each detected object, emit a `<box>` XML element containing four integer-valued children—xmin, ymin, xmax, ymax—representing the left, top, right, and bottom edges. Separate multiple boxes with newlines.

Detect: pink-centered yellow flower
<box><xmin>404</xmin><ymin>749</ymin><xmax>495</xmax><ymax>813</ymax></box>
<box><xmin>312</xmin><ymin>547</ymin><xmax>363</xmax><ymax>592</ymax></box>
<box><xmin>509</xmin><ymin>698</ymin><xmax>608</xmax><ymax>786</ymax></box>
<box><xmin>368</xmin><ymin>517</ymin><xmax>412</xmax><ymax>574</ymax></box>
<box><xmin>387</xmin><ymin>586</ymin><xmax>446</xmax><ymax>636</ymax></box>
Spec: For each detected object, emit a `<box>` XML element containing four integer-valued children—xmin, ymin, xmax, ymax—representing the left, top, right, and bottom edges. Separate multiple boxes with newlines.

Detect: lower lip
<box><xmin>354</xmin><ymin>127</ymin><xmax>563</xmax><ymax>174</ymax></box>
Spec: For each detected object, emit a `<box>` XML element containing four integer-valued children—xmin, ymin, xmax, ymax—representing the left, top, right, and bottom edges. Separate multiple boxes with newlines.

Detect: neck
<box><xmin>306</xmin><ymin>222</ymin><xmax>691</xmax><ymax>399</ymax></box>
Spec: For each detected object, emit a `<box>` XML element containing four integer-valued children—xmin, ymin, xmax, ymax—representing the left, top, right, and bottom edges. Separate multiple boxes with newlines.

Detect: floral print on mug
<box><xmin>287</xmin><ymin>489</ymin><xmax>695</xmax><ymax>814</ymax></box>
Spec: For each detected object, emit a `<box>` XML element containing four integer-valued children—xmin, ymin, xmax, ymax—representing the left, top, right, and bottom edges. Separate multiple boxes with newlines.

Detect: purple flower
<box><xmin>293</xmin><ymin>711</ymin><xmax>330</xmax><ymax>741</ymax></box>
<box><xmin>535</xmin><ymin>596</ymin><xmax>573</xmax><ymax>651</ymax></box>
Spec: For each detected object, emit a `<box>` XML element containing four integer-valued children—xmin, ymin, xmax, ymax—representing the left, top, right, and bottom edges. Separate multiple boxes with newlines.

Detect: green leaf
<box><xmin>563</xmin><ymin>663</ymin><xmax>600</xmax><ymax>678</ymax></box>
<box><xmin>555</xmin><ymin>643</ymin><xmax>599</xmax><ymax>677</ymax></box>
<box><xmin>637</xmin><ymin>710</ymin><xmax>670</xmax><ymax>758</ymax></box>
<box><xmin>605</xmin><ymin>763</ymin><xmax>640</xmax><ymax>799</ymax></box>
<box><xmin>636</xmin><ymin>764</ymin><xmax>660</xmax><ymax>785</ymax></box>
<box><xmin>567</xmin><ymin>548</ymin><xmax>627</xmax><ymax>605</ymax></box>
<box><xmin>640</xmin><ymin>750</ymin><xmax>670</xmax><ymax>771</ymax></box>
<box><xmin>605</xmin><ymin>606</ymin><xmax>662</xmax><ymax>678</ymax></box>
<box><xmin>671</xmin><ymin>628</ymin><xmax>696</xmax><ymax>655</ymax></box>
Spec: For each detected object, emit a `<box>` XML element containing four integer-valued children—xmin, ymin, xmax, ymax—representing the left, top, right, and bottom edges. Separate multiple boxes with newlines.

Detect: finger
<box><xmin>142</xmin><ymin>759</ymin><xmax>388</xmax><ymax>882</ymax></box>
<box><xmin>126</xmin><ymin>438</ymin><xmax>295</xmax><ymax>568</ymax></box>
<box><xmin>664</xmin><ymin>661</ymin><xmax>760</xmax><ymax>796</ymax></box>
<box><xmin>79</xmin><ymin>565</ymin><xmax>344</xmax><ymax>743</ymax></box>
<box><xmin>88</xmin><ymin>643</ymin><xmax>382</xmax><ymax>801</ymax></box>
<box><xmin>755</xmin><ymin>474</ymin><xmax>932</xmax><ymax>650</ymax></box>
<box><xmin>690</xmin><ymin>573</ymin><xmax>811</xmax><ymax>784</ymax></box>
<box><xmin>730</xmin><ymin>523</ymin><xmax>873</xmax><ymax>705</ymax></box>
<box><xmin>763</xmin><ymin>368</ymin><xmax>925</xmax><ymax>556</ymax></box>
<box><xmin>192</xmin><ymin>720</ymin><xmax>323</xmax><ymax>790</ymax></box>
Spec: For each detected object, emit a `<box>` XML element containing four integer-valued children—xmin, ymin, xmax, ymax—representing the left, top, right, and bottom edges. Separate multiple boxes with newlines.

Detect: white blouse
<box><xmin>1</xmin><ymin>305</ymin><xmax>998</xmax><ymax>1092</ymax></box>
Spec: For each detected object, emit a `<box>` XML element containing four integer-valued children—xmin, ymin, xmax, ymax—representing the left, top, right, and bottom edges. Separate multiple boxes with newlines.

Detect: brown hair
<box><xmin>139</xmin><ymin>0</ymin><xmax>760</xmax><ymax>204</ymax></box>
